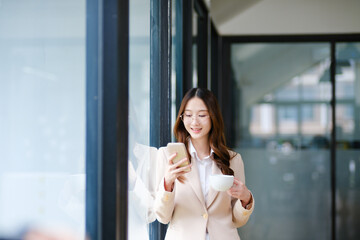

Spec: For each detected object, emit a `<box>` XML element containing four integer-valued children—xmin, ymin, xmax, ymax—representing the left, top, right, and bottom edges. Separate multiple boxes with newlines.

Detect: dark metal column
<box><xmin>149</xmin><ymin>0</ymin><xmax>172</xmax><ymax>239</ymax></box>
<box><xmin>210</xmin><ymin>22</ymin><xmax>221</xmax><ymax>100</ymax></box>
<box><xmin>194</xmin><ymin>0</ymin><xmax>208</xmax><ymax>89</ymax></box>
<box><xmin>175</xmin><ymin>0</ymin><xmax>183</xmax><ymax>111</ymax></box>
<box><xmin>330</xmin><ymin>41</ymin><xmax>336</xmax><ymax>240</ymax></box>
<box><xmin>85</xmin><ymin>0</ymin><xmax>100</xmax><ymax>238</ymax></box>
<box><xmin>181</xmin><ymin>0</ymin><xmax>193</xmax><ymax>94</ymax></box>
<box><xmin>86</xmin><ymin>0</ymin><xmax>129</xmax><ymax>239</ymax></box>
<box><xmin>219</xmin><ymin>38</ymin><xmax>237</xmax><ymax>147</ymax></box>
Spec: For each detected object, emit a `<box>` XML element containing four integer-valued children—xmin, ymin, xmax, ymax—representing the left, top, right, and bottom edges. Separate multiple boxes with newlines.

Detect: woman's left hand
<box><xmin>227</xmin><ymin>177</ymin><xmax>251</xmax><ymax>207</ymax></box>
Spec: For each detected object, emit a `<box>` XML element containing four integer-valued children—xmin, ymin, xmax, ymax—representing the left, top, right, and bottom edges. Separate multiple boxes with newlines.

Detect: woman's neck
<box><xmin>191</xmin><ymin>138</ymin><xmax>210</xmax><ymax>159</ymax></box>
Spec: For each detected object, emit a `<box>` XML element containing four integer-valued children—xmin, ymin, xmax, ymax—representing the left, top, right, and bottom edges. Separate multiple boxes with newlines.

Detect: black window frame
<box><xmin>85</xmin><ymin>0</ymin><xmax>214</xmax><ymax>239</ymax></box>
<box><xmin>221</xmin><ymin>33</ymin><xmax>360</xmax><ymax>240</ymax></box>
<box><xmin>193</xmin><ymin>0</ymin><xmax>209</xmax><ymax>89</ymax></box>
<box><xmin>149</xmin><ymin>0</ymin><xmax>173</xmax><ymax>238</ymax></box>
<box><xmin>86</xmin><ymin>0</ymin><xmax>129</xmax><ymax>239</ymax></box>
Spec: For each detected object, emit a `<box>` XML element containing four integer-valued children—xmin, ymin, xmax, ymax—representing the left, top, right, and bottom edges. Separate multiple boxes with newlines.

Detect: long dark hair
<box><xmin>174</xmin><ymin>88</ymin><xmax>235</xmax><ymax>176</ymax></box>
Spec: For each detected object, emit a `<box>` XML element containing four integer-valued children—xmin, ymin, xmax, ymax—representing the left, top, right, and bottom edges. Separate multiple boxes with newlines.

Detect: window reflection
<box><xmin>277</xmin><ymin>106</ymin><xmax>298</xmax><ymax>135</ymax></box>
<box><xmin>275</xmin><ymin>78</ymin><xmax>300</xmax><ymax>101</ymax></box>
<box><xmin>231</xmin><ymin>42</ymin><xmax>360</xmax><ymax>239</ymax></box>
<box><xmin>250</xmin><ymin>104</ymin><xmax>275</xmax><ymax>136</ymax></box>
<box><xmin>244</xmin><ymin>57</ymin><xmax>332</xmax><ymax>147</ymax></box>
<box><xmin>231</xmin><ymin>43</ymin><xmax>332</xmax><ymax>239</ymax></box>
<box><xmin>335</xmin><ymin>42</ymin><xmax>360</xmax><ymax>240</ymax></box>
<box><xmin>0</xmin><ymin>0</ymin><xmax>85</xmax><ymax>238</ymax></box>
<box><xmin>301</xmin><ymin>104</ymin><xmax>331</xmax><ymax>136</ymax></box>
<box><xmin>128</xmin><ymin>1</ymin><xmax>157</xmax><ymax>239</ymax></box>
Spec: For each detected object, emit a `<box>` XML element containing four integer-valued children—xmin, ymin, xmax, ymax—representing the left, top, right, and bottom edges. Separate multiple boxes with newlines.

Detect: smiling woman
<box><xmin>154</xmin><ymin>88</ymin><xmax>254</xmax><ymax>240</ymax></box>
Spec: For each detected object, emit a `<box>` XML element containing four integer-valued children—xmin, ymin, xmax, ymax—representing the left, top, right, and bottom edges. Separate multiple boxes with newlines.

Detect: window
<box><xmin>0</xmin><ymin>0</ymin><xmax>86</xmax><ymax>238</ymax></box>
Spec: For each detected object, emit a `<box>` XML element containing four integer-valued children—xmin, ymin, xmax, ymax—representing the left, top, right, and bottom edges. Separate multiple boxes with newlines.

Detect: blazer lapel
<box><xmin>187</xmin><ymin>156</ymin><xmax>206</xmax><ymax>206</ymax></box>
<box><xmin>206</xmin><ymin>161</ymin><xmax>222</xmax><ymax>208</ymax></box>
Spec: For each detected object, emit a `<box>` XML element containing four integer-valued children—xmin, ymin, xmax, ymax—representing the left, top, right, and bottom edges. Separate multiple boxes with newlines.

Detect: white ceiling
<box><xmin>210</xmin><ymin>0</ymin><xmax>360</xmax><ymax>35</ymax></box>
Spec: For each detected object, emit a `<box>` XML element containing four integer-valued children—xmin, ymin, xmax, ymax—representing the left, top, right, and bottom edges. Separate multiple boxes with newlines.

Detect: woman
<box><xmin>154</xmin><ymin>88</ymin><xmax>254</xmax><ymax>240</ymax></box>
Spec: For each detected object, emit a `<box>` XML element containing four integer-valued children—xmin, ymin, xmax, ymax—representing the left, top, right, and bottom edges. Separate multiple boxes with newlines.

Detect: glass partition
<box><xmin>128</xmin><ymin>1</ymin><xmax>155</xmax><ymax>239</ymax></box>
<box><xmin>231</xmin><ymin>43</ymin><xmax>332</xmax><ymax>239</ymax></box>
<box><xmin>0</xmin><ymin>0</ymin><xmax>86</xmax><ymax>238</ymax></box>
<box><xmin>335</xmin><ymin>42</ymin><xmax>360</xmax><ymax>240</ymax></box>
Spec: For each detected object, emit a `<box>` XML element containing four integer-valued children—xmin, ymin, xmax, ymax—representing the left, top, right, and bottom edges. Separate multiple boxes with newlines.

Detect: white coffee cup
<box><xmin>209</xmin><ymin>174</ymin><xmax>234</xmax><ymax>191</ymax></box>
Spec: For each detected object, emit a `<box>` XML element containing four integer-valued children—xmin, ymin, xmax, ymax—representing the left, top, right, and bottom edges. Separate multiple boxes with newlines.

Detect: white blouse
<box><xmin>189</xmin><ymin>140</ymin><xmax>214</xmax><ymax>240</ymax></box>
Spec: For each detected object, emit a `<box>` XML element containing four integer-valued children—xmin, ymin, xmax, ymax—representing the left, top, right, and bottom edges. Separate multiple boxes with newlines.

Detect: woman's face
<box><xmin>182</xmin><ymin>97</ymin><xmax>212</xmax><ymax>142</ymax></box>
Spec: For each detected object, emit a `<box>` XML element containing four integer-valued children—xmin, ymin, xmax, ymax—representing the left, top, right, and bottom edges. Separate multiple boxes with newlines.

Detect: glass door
<box><xmin>335</xmin><ymin>42</ymin><xmax>360</xmax><ymax>240</ymax></box>
<box><xmin>230</xmin><ymin>43</ymin><xmax>332</xmax><ymax>239</ymax></box>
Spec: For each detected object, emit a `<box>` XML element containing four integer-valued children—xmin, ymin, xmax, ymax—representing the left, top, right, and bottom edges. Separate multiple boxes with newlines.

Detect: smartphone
<box><xmin>166</xmin><ymin>142</ymin><xmax>190</xmax><ymax>172</ymax></box>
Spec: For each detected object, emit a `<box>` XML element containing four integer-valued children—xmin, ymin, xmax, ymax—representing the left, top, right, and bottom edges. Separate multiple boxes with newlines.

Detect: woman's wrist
<box><xmin>241</xmin><ymin>191</ymin><xmax>252</xmax><ymax>208</ymax></box>
<box><xmin>164</xmin><ymin>178</ymin><xmax>174</xmax><ymax>192</ymax></box>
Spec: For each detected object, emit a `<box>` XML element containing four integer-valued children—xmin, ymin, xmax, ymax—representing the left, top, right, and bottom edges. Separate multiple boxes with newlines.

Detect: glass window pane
<box><xmin>336</xmin><ymin>46</ymin><xmax>356</xmax><ymax>100</ymax></box>
<box><xmin>275</xmin><ymin>78</ymin><xmax>300</xmax><ymax>101</ymax></box>
<box><xmin>336</xmin><ymin>104</ymin><xmax>355</xmax><ymax>136</ymax></box>
<box><xmin>231</xmin><ymin>43</ymin><xmax>332</xmax><ymax>239</ymax></box>
<box><xmin>249</xmin><ymin>104</ymin><xmax>275</xmax><ymax>136</ymax></box>
<box><xmin>335</xmin><ymin>42</ymin><xmax>360</xmax><ymax>240</ymax></box>
<box><xmin>128</xmin><ymin>1</ymin><xmax>153</xmax><ymax>239</ymax></box>
<box><xmin>336</xmin><ymin>81</ymin><xmax>355</xmax><ymax>99</ymax></box>
<box><xmin>301</xmin><ymin>60</ymin><xmax>332</xmax><ymax>101</ymax></box>
<box><xmin>301</xmin><ymin>104</ymin><xmax>331</xmax><ymax>136</ymax></box>
<box><xmin>278</xmin><ymin>106</ymin><xmax>298</xmax><ymax>135</ymax></box>
<box><xmin>0</xmin><ymin>0</ymin><xmax>85</xmax><ymax>238</ymax></box>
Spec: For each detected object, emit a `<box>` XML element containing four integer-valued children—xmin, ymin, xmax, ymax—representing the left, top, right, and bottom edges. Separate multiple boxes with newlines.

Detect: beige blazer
<box><xmin>154</xmin><ymin>147</ymin><xmax>254</xmax><ymax>240</ymax></box>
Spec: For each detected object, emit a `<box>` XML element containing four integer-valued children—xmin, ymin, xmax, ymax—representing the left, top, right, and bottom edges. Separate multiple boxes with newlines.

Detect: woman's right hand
<box><xmin>164</xmin><ymin>153</ymin><xmax>191</xmax><ymax>192</ymax></box>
